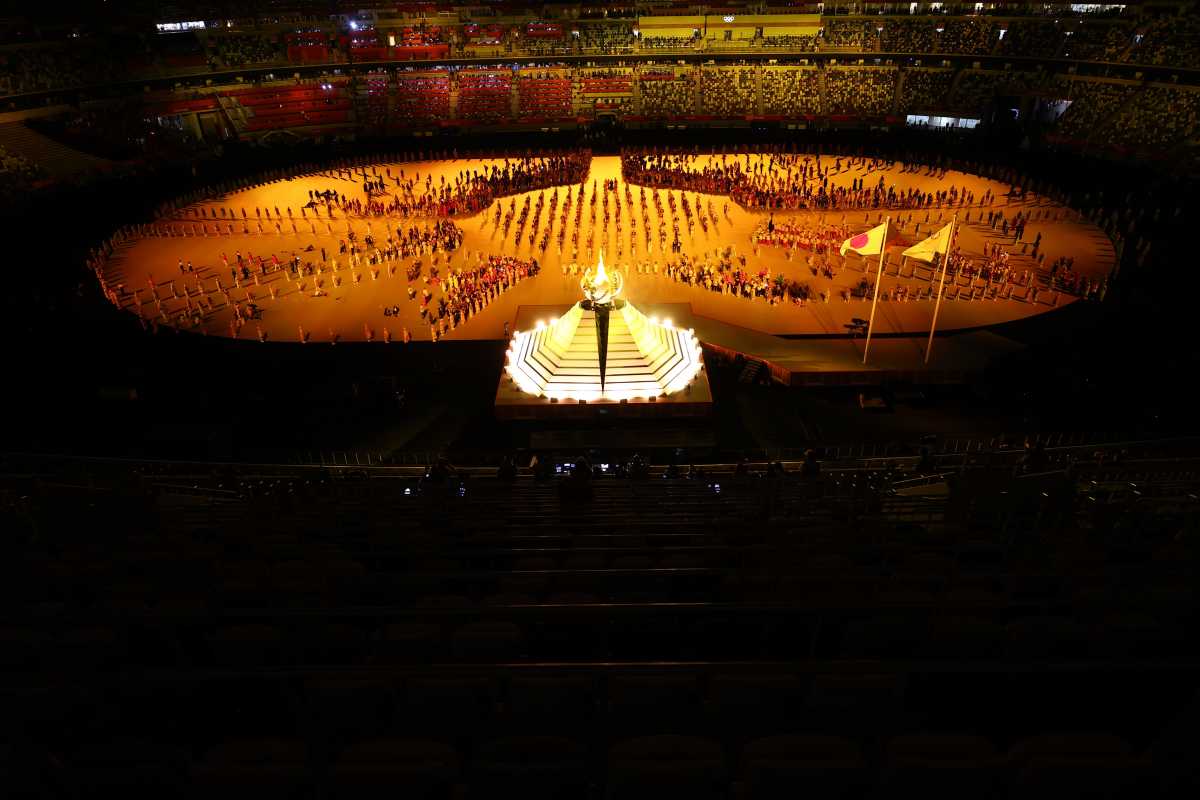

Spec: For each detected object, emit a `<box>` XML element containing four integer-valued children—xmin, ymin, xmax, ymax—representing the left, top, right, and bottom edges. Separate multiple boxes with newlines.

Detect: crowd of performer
<box><xmin>415</xmin><ymin>254</ymin><xmax>540</xmax><ymax>341</ymax></box>
<box><xmin>621</xmin><ymin>149</ymin><xmax>987</xmax><ymax>212</ymax></box>
<box><xmin>88</xmin><ymin>148</ymin><xmax>1114</xmax><ymax>343</ymax></box>
<box><xmin>309</xmin><ymin>152</ymin><xmax>593</xmax><ymax>219</ymax></box>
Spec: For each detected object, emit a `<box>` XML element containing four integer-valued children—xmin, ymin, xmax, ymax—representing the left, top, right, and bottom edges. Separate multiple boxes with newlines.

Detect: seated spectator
<box><xmin>1126</xmin><ymin>12</ymin><xmax>1200</xmax><ymax>66</ymax></box>
<box><xmin>639</xmin><ymin>73</ymin><xmax>693</xmax><ymax>117</ymax></box>
<box><xmin>900</xmin><ymin>69</ymin><xmax>954</xmax><ymax>114</ymax></box>
<box><xmin>700</xmin><ymin>67</ymin><xmax>755</xmax><ymax>116</ymax></box>
<box><xmin>824</xmin><ymin>68</ymin><xmax>896</xmax><ymax>115</ymax></box>
<box><xmin>761</xmin><ymin>67</ymin><xmax>822</xmax><ymax>116</ymax></box>
<box><xmin>760</xmin><ymin>34</ymin><xmax>817</xmax><ymax>52</ymax></box>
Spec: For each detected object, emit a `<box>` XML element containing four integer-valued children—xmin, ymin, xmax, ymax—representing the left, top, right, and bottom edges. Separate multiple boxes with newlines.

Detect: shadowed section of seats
<box><xmin>0</xmin><ymin>122</ymin><xmax>109</xmax><ymax>178</ymax></box>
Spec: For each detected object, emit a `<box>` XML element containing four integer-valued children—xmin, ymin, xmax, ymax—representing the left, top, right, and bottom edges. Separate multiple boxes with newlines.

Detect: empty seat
<box><xmin>400</xmin><ymin>677</ymin><xmax>495</xmax><ymax>733</ymax></box>
<box><xmin>192</xmin><ymin>738</ymin><xmax>311</xmax><ymax>800</ymax></box>
<box><xmin>880</xmin><ymin>734</ymin><xmax>1003</xmax><ymax>799</ymax></box>
<box><xmin>209</xmin><ymin>624</ymin><xmax>284</xmax><ymax>667</ymax></box>
<box><xmin>468</xmin><ymin>736</ymin><xmax>588</xmax><ymax>799</ymax></box>
<box><xmin>303</xmin><ymin>679</ymin><xmax>394</xmax><ymax>745</ymax></box>
<box><xmin>742</xmin><ymin>735</ymin><xmax>866</xmax><ymax>800</ymax></box>
<box><xmin>372</xmin><ymin>622</ymin><xmax>444</xmax><ymax>664</ymax></box>
<box><xmin>708</xmin><ymin>674</ymin><xmax>806</xmax><ymax>728</ymax></box>
<box><xmin>609</xmin><ymin>674</ymin><xmax>703</xmax><ymax>725</ymax></box>
<box><xmin>805</xmin><ymin>673</ymin><xmax>908</xmax><ymax>733</ymax></box>
<box><xmin>330</xmin><ymin>739</ymin><xmax>458</xmax><ymax>800</ymax></box>
<box><xmin>839</xmin><ymin>616</ymin><xmax>928</xmax><ymax>658</ymax></box>
<box><xmin>1006</xmin><ymin>734</ymin><xmax>1144</xmax><ymax>800</ymax></box>
<box><xmin>508</xmin><ymin>676</ymin><xmax>597</xmax><ymax>724</ymax></box>
<box><xmin>1148</xmin><ymin>690</ymin><xmax>1200</xmax><ymax>797</ymax></box>
<box><xmin>68</xmin><ymin>739</ymin><xmax>189</xmax><ymax>800</ymax></box>
<box><xmin>608</xmin><ymin>735</ymin><xmax>727</xmax><ymax>800</ymax></box>
<box><xmin>1004</xmin><ymin>617</ymin><xmax>1095</xmax><ymax>659</ymax></box>
<box><xmin>451</xmin><ymin>621</ymin><xmax>525</xmax><ymax>661</ymax></box>
<box><xmin>292</xmin><ymin>623</ymin><xmax>367</xmax><ymax>665</ymax></box>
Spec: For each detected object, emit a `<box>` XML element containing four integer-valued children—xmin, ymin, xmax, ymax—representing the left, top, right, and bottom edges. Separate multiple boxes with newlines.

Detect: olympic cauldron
<box><xmin>503</xmin><ymin>254</ymin><xmax>705</xmax><ymax>403</ymax></box>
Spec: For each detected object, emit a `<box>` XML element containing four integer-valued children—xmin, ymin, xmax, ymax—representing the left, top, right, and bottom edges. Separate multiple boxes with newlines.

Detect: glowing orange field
<box><xmin>103</xmin><ymin>155</ymin><xmax>1116</xmax><ymax>344</ymax></box>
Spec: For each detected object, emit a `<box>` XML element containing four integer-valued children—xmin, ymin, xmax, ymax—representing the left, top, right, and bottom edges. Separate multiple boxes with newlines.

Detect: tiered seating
<box><xmin>580</xmin><ymin>71</ymin><xmax>634</xmax><ymax>95</ymax></box>
<box><xmin>524</xmin><ymin>21</ymin><xmax>564</xmax><ymax>39</ymax></box>
<box><xmin>639</xmin><ymin>70</ymin><xmax>694</xmax><ymax>118</ymax></box>
<box><xmin>461</xmin><ymin>22</ymin><xmax>505</xmax><ymax>44</ymax></box>
<box><xmin>457</xmin><ymin>70</ymin><xmax>513</xmax><ymax>123</ymax></box>
<box><xmin>148</xmin><ymin>97</ymin><xmax>220</xmax><ymax>116</ymax></box>
<box><xmin>357</xmin><ymin>71</ymin><xmax>390</xmax><ymax>127</ymax></box>
<box><xmin>4</xmin><ymin>438</ymin><xmax>1200</xmax><ymax>796</ymax></box>
<box><xmin>761</xmin><ymin>67</ymin><xmax>822</xmax><ymax>118</ymax></box>
<box><xmin>517</xmin><ymin>71</ymin><xmax>572</xmax><ymax>122</ymax></box>
<box><xmin>348</xmin><ymin>29</ymin><xmax>388</xmax><ymax>62</ymax></box>
<box><xmin>1051</xmin><ymin>77</ymin><xmax>1138</xmax><ymax>143</ymax></box>
<box><xmin>223</xmin><ymin>84</ymin><xmax>352</xmax><ymax>133</ymax></box>
<box><xmin>1090</xmin><ymin>84</ymin><xmax>1200</xmax><ymax>152</ymax></box>
<box><xmin>824</xmin><ymin>68</ymin><xmax>897</xmax><ymax>117</ymax></box>
<box><xmin>389</xmin><ymin>25</ymin><xmax>450</xmax><ymax>60</ymax></box>
<box><xmin>700</xmin><ymin>66</ymin><xmax>756</xmax><ymax>118</ymax></box>
<box><xmin>996</xmin><ymin>19</ymin><xmax>1063</xmax><ymax>59</ymax></box>
<box><xmin>899</xmin><ymin>69</ymin><xmax>955</xmax><ymax>115</ymax></box>
<box><xmin>938</xmin><ymin>17</ymin><xmax>998</xmax><ymax>56</ymax></box>
<box><xmin>285</xmin><ymin>32</ymin><xmax>330</xmax><ymax>64</ymax></box>
<box><xmin>1060</xmin><ymin>18</ymin><xmax>1135</xmax><ymax>61</ymax></box>
<box><xmin>393</xmin><ymin>71</ymin><xmax>450</xmax><ymax>124</ymax></box>
<box><xmin>950</xmin><ymin>69</ymin><xmax>1046</xmax><ymax>116</ymax></box>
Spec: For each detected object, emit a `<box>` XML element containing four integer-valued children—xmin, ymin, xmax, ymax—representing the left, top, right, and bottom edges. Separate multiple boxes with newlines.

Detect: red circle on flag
<box><xmin>850</xmin><ymin>233</ymin><xmax>869</xmax><ymax>249</ymax></box>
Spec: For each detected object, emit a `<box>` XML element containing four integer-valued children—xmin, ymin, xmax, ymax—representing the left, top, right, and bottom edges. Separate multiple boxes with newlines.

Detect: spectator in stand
<box><xmin>639</xmin><ymin>73</ymin><xmax>693</xmax><ymax>117</ymax></box>
<box><xmin>1053</xmin><ymin>78</ymin><xmax>1137</xmax><ymax>140</ymax></box>
<box><xmin>821</xmin><ymin>20</ymin><xmax>871</xmax><ymax>49</ymax></box>
<box><xmin>1060</xmin><ymin>19</ymin><xmax>1135</xmax><ymax>61</ymax></box>
<box><xmin>996</xmin><ymin>19</ymin><xmax>1063</xmax><ymax>59</ymax></box>
<box><xmin>900</xmin><ymin>69</ymin><xmax>954</xmax><ymax>114</ymax></box>
<box><xmin>760</xmin><ymin>34</ymin><xmax>817</xmax><ymax>52</ymax></box>
<box><xmin>1126</xmin><ymin>12</ymin><xmax>1200</xmax><ymax>66</ymax></box>
<box><xmin>700</xmin><ymin>67</ymin><xmax>755</xmax><ymax>116</ymax></box>
<box><xmin>0</xmin><ymin>144</ymin><xmax>45</xmax><ymax>197</ymax></box>
<box><xmin>879</xmin><ymin>18</ymin><xmax>936</xmax><ymax>53</ymax></box>
<box><xmin>577</xmin><ymin>21</ymin><xmax>636</xmax><ymax>54</ymax></box>
<box><xmin>824</xmin><ymin>68</ymin><xmax>896</xmax><ymax>115</ymax></box>
<box><xmin>578</xmin><ymin>6</ymin><xmax>635</xmax><ymax>20</ymax></box>
<box><xmin>0</xmin><ymin>44</ymin><xmax>117</xmax><ymax>96</ymax></box>
<box><xmin>950</xmin><ymin>70</ymin><xmax>1045</xmax><ymax>116</ymax></box>
<box><xmin>939</xmin><ymin>17</ymin><xmax>998</xmax><ymax>55</ymax></box>
<box><xmin>761</xmin><ymin>67</ymin><xmax>822</xmax><ymax>116</ymax></box>
<box><xmin>205</xmin><ymin>32</ymin><xmax>285</xmax><ymax>70</ymax></box>
<box><xmin>641</xmin><ymin>35</ymin><xmax>697</xmax><ymax>50</ymax></box>
<box><xmin>1103</xmin><ymin>85</ymin><xmax>1200</xmax><ymax>149</ymax></box>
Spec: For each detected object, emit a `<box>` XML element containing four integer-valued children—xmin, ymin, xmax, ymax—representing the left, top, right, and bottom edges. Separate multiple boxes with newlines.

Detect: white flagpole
<box><xmin>924</xmin><ymin>213</ymin><xmax>957</xmax><ymax>365</ymax></box>
<box><xmin>862</xmin><ymin>216</ymin><xmax>890</xmax><ymax>365</ymax></box>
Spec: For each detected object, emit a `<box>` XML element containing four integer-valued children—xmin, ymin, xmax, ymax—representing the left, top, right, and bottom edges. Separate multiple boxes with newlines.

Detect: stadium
<box><xmin>3</xmin><ymin>1</ymin><xmax>1200</xmax><ymax>797</ymax></box>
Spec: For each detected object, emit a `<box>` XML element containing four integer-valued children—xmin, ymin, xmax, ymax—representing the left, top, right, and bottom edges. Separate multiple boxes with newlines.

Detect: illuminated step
<box><xmin>505</xmin><ymin>302</ymin><xmax>705</xmax><ymax>402</ymax></box>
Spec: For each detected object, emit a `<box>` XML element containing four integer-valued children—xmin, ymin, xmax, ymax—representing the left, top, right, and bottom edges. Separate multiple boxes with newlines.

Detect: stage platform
<box><xmin>503</xmin><ymin>302</ymin><xmax>1022</xmax><ymax>396</ymax></box>
<box><xmin>496</xmin><ymin>303</ymin><xmax>712</xmax><ymax>420</ymax></box>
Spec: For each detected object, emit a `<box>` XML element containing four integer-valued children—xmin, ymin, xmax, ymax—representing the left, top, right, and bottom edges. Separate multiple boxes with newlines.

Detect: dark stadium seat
<box><xmin>607</xmin><ymin>735</ymin><xmax>728</xmax><ymax>800</ymax></box>
<box><xmin>67</xmin><ymin>739</ymin><xmax>190</xmax><ymax>800</ymax></box>
<box><xmin>1005</xmin><ymin>733</ymin><xmax>1147</xmax><ymax>799</ymax></box>
<box><xmin>191</xmin><ymin>738</ymin><xmax>311</xmax><ymax>799</ymax></box>
<box><xmin>878</xmin><ymin>734</ymin><xmax>1004</xmax><ymax>800</ymax></box>
<box><xmin>467</xmin><ymin>735</ymin><xmax>590</xmax><ymax>799</ymax></box>
<box><xmin>329</xmin><ymin>739</ymin><xmax>459</xmax><ymax>800</ymax></box>
<box><xmin>742</xmin><ymin>735</ymin><xmax>868</xmax><ymax>800</ymax></box>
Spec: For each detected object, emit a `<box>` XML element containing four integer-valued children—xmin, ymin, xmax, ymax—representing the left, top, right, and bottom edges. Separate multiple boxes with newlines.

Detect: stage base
<box><xmin>495</xmin><ymin>304</ymin><xmax>712</xmax><ymax>420</ymax></box>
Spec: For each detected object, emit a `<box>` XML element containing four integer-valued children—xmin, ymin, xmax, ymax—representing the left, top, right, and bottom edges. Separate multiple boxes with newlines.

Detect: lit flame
<box><xmin>594</xmin><ymin>252</ymin><xmax>608</xmax><ymax>286</ymax></box>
